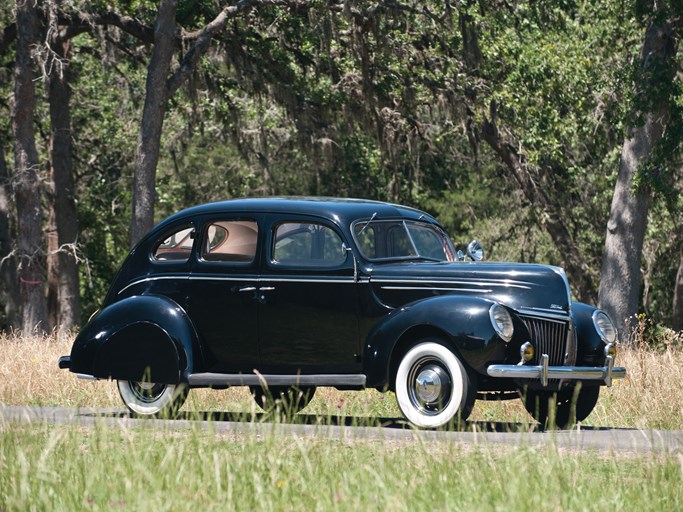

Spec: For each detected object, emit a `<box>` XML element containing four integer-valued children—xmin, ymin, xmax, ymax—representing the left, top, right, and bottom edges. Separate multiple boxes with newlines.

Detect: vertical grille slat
<box><xmin>519</xmin><ymin>315</ymin><xmax>570</xmax><ymax>366</ymax></box>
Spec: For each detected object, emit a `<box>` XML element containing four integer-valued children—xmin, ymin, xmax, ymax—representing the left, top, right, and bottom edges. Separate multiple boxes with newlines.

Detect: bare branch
<box><xmin>167</xmin><ymin>0</ymin><xmax>307</xmax><ymax>97</ymax></box>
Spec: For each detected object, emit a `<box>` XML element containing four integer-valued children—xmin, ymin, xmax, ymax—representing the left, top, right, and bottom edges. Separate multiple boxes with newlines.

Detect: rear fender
<box><xmin>70</xmin><ymin>295</ymin><xmax>199</xmax><ymax>384</ymax></box>
<box><xmin>363</xmin><ymin>296</ymin><xmax>518</xmax><ymax>388</ymax></box>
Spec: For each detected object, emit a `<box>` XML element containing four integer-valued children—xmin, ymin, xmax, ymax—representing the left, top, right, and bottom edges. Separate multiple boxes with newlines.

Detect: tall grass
<box><xmin>1</xmin><ymin>334</ymin><xmax>682</xmax><ymax>429</ymax></box>
<box><xmin>1</xmin><ymin>422</ymin><xmax>682</xmax><ymax>511</ymax></box>
<box><xmin>2</xmin><ymin>334</ymin><xmax>682</xmax><ymax>511</ymax></box>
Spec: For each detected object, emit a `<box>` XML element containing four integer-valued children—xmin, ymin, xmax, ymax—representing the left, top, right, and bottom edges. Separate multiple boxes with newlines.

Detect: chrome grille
<box><xmin>519</xmin><ymin>315</ymin><xmax>571</xmax><ymax>366</ymax></box>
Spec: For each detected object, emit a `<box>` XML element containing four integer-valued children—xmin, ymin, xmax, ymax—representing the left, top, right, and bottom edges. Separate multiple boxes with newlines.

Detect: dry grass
<box><xmin>1</xmin><ymin>334</ymin><xmax>682</xmax><ymax>429</ymax></box>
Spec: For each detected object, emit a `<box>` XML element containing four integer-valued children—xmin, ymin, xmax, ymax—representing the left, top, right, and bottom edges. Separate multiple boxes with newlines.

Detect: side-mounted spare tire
<box><xmin>395</xmin><ymin>340</ymin><xmax>476</xmax><ymax>428</ymax></box>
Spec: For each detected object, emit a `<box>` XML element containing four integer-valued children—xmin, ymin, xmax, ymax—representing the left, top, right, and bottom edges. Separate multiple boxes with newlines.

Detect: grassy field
<box><xmin>1</xmin><ymin>334</ymin><xmax>682</xmax><ymax>429</ymax></box>
<box><xmin>1</xmin><ymin>422</ymin><xmax>682</xmax><ymax>511</ymax></box>
<box><xmin>1</xmin><ymin>334</ymin><xmax>682</xmax><ymax>510</ymax></box>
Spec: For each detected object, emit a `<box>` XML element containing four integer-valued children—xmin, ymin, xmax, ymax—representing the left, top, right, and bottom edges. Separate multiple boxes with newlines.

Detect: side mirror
<box><xmin>466</xmin><ymin>240</ymin><xmax>484</xmax><ymax>261</ymax></box>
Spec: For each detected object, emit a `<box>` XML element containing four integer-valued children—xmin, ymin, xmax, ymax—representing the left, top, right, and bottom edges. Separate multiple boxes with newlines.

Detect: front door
<box><xmin>258</xmin><ymin>216</ymin><xmax>361</xmax><ymax>374</ymax></box>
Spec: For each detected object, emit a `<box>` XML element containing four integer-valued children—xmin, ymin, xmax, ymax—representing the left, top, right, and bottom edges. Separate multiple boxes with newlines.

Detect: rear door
<box><xmin>189</xmin><ymin>215</ymin><xmax>263</xmax><ymax>373</ymax></box>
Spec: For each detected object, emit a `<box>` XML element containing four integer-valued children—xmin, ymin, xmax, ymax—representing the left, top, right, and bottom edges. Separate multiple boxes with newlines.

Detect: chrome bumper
<box><xmin>487</xmin><ymin>355</ymin><xmax>626</xmax><ymax>387</ymax></box>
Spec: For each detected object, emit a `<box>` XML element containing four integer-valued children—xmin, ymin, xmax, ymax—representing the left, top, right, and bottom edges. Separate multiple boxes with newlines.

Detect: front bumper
<box><xmin>487</xmin><ymin>355</ymin><xmax>626</xmax><ymax>387</ymax></box>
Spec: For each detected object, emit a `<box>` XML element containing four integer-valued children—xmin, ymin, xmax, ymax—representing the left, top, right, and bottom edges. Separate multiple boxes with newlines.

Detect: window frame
<box><xmin>269</xmin><ymin>220</ymin><xmax>349</xmax><ymax>270</ymax></box>
<box><xmin>151</xmin><ymin>223</ymin><xmax>196</xmax><ymax>264</ymax></box>
<box><xmin>197</xmin><ymin>218</ymin><xmax>260</xmax><ymax>266</ymax></box>
<box><xmin>351</xmin><ymin>218</ymin><xmax>456</xmax><ymax>262</ymax></box>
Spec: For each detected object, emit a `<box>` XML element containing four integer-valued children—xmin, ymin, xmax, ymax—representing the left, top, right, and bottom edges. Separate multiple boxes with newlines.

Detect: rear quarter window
<box><xmin>153</xmin><ymin>226</ymin><xmax>194</xmax><ymax>262</ymax></box>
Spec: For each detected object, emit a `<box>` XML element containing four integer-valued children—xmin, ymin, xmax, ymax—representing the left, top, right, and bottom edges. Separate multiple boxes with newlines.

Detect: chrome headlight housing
<box><xmin>490</xmin><ymin>304</ymin><xmax>514</xmax><ymax>342</ymax></box>
<box><xmin>592</xmin><ymin>310</ymin><xmax>617</xmax><ymax>343</ymax></box>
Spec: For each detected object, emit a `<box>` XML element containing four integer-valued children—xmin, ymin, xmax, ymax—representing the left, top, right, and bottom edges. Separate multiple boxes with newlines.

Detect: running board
<box><xmin>188</xmin><ymin>373</ymin><xmax>367</xmax><ymax>387</ymax></box>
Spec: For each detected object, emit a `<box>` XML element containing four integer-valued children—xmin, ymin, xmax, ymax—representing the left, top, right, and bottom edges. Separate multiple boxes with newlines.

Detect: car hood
<box><xmin>366</xmin><ymin>261</ymin><xmax>571</xmax><ymax>314</ymax></box>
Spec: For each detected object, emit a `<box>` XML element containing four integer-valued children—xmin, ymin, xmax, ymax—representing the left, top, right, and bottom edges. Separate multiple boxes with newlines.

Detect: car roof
<box><xmin>153</xmin><ymin>197</ymin><xmax>438</xmax><ymax>233</ymax></box>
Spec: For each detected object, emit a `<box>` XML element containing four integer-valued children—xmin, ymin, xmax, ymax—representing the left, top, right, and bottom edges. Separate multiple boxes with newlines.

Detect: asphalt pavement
<box><xmin>1</xmin><ymin>405</ymin><xmax>681</xmax><ymax>454</ymax></box>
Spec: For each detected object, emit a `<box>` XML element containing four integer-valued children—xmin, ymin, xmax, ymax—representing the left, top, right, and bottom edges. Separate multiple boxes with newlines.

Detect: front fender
<box><xmin>69</xmin><ymin>295</ymin><xmax>199</xmax><ymax>384</ymax></box>
<box><xmin>571</xmin><ymin>302</ymin><xmax>608</xmax><ymax>366</ymax></box>
<box><xmin>363</xmin><ymin>296</ymin><xmax>520</xmax><ymax>387</ymax></box>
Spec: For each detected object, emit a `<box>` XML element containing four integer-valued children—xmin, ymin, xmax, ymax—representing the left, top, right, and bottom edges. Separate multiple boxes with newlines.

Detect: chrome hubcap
<box><xmin>407</xmin><ymin>358</ymin><xmax>452</xmax><ymax>416</ymax></box>
<box><xmin>129</xmin><ymin>381</ymin><xmax>166</xmax><ymax>403</ymax></box>
<box><xmin>415</xmin><ymin>368</ymin><xmax>442</xmax><ymax>403</ymax></box>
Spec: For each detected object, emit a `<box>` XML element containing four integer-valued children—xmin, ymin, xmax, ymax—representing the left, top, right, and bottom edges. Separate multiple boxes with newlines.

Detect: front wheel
<box><xmin>395</xmin><ymin>341</ymin><xmax>475</xmax><ymax>428</ymax></box>
<box><xmin>117</xmin><ymin>380</ymin><xmax>189</xmax><ymax>417</ymax></box>
<box><xmin>523</xmin><ymin>384</ymin><xmax>600</xmax><ymax>429</ymax></box>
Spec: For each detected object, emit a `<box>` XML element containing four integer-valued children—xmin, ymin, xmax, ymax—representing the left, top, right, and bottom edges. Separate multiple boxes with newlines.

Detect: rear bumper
<box><xmin>58</xmin><ymin>355</ymin><xmax>71</xmax><ymax>369</ymax></box>
<box><xmin>487</xmin><ymin>355</ymin><xmax>626</xmax><ymax>387</ymax></box>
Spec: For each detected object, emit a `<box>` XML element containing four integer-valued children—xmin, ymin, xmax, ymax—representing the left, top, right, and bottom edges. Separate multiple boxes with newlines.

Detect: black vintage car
<box><xmin>58</xmin><ymin>197</ymin><xmax>625</xmax><ymax>428</ymax></box>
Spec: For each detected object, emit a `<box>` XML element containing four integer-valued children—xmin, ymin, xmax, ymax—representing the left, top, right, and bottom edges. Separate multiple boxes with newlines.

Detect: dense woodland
<box><xmin>0</xmin><ymin>0</ymin><xmax>682</xmax><ymax>339</ymax></box>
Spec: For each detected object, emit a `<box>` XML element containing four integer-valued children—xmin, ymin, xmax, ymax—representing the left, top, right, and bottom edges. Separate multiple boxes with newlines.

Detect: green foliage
<box><xmin>67</xmin><ymin>34</ymin><xmax>147</xmax><ymax>317</ymax></box>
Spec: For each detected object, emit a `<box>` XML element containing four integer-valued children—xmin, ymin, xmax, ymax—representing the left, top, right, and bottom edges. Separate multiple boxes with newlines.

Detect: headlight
<box><xmin>490</xmin><ymin>304</ymin><xmax>514</xmax><ymax>342</ymax></box>
<box><xmin>592</xmin><ymin>310</ymin><xmax>617</xmax><ymax>343</ymax></box>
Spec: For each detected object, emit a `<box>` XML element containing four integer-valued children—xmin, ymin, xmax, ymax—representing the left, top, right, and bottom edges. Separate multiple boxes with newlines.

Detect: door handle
<box><xmin>238</xmin><ymin>286</ymin><xmax>256</xmax><ymax>292</ymax></box>
<box><xmin>260</xmin><ymin>286</ymin><xmax>275</xmax><ymax>291</ymax></box>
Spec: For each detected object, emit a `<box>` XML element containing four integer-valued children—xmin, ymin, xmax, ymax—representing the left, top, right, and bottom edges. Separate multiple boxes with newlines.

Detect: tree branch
<box><xmin>480</xmin><ymin>105</ymin><xmax>599</xmax><ymax>303</ymax></box>
<box><xmin>166</xmin><ymin>0</ymin><xmax>307</xmax><ymax>97</ymax></box>
<box><xmin>56</xmin><ymin>11</ymin><xmax>155</xmax><ymax>44</ymax></box>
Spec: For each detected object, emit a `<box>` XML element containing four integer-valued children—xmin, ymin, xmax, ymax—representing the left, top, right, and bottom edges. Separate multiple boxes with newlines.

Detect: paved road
<box><xmin>1</xmin><ymin>405</ymin><xmax>682</xmax><ymax>454</ymax></box>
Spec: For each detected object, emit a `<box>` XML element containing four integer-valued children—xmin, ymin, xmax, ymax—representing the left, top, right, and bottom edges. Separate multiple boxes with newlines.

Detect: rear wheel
<box><xmin>523</xmin><ymin>384</ymin><xmax>600</xmax><ymax>429</ymax></box>
<box><xmin>395</xmin><ymin>340</ymin><xmax>475</xmax><ymax>428</ymax></box>
<box><xmin>117</xmin><ymin>380</ymin><xmax>188</xmax><ymax>417</ymax></box>
<box><xmin>249</xmin><ymin>385</ymin><xmax>316</xmax><ymax>415</ymax></box>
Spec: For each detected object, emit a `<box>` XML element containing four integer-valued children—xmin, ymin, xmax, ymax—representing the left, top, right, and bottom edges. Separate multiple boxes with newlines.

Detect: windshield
<box><xmin>352</xmin><ymin>219</ymin><xmax>456</xmax><ymax>262</ymax></box>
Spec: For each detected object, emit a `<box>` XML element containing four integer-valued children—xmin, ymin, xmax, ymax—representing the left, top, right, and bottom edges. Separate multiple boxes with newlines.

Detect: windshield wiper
<box><xmin>357</xmin><ymin>212</ymin><xmax>377</xmax><ymax>236</ymax></box>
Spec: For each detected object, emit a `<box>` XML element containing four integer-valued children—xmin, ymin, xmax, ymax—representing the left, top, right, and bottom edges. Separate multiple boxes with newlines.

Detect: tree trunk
<box><xmin>12</xmin><ymin>0</ymin><xmax>48</xmax><ymax>334</ymax></box>
<box><xmin>481</xmin><ymin>108</ymin><xmax>598</xmax><ymax>304</ymax></box>
<box><xmin>0</xmin><ymin>143</ymin><xmax>21</xmax><ymax>330</ymax></box>
<box><xmin>598</xmin><ymin>17</ymin><xmax>678</xmax><ymax>341</ymax></box>
<box><xmin>673</xmin><ymin>237</ymin><xmax>683</xmax><ymax>332</ymax></box>
<box><xmin>130</xmin><ymin>0</ymin><xmax>177</xmax><ymax>247</ymax></box>
<box><xmin>47</xmin><ymin>33</ymin><xmax>81</xmax><ymax>330</ymax></box>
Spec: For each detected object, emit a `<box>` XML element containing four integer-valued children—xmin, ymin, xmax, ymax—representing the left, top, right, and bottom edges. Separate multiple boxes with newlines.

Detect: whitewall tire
<box><xmin>117</xmin><ymin>380</ymin><xmax>189</xmax><ymax>417</ymax></box>
<box><xmin>395</xmin><ymin>341</ymin><xmax>474</xmax><ymax>428</ymax></box>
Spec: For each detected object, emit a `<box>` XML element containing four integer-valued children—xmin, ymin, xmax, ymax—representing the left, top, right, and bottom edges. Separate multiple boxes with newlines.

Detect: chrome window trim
<box><xmin>351</xmin><ymin>218</ymin><xmax>455</xmax><ymax>262</ymax></box>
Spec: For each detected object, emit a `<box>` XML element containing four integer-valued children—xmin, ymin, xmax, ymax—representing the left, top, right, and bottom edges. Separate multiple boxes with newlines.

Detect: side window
<box><xmin>273</xmin><ymin>222</ymin><xmax>345</xmax><ymax>267</ymax></box>
<box><xmin>154</xmin><ymin>226</ymin><xmax>194</xmax><ymax>262</ymax></box>
<box><xmin>202</xmin><ymin>220</ymin><xmax>258</xmax><ymax>263</ymax></box>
